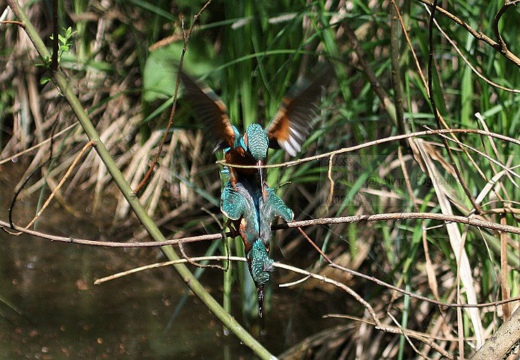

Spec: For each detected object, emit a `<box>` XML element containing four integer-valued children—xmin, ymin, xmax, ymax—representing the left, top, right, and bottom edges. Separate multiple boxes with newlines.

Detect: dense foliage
<box><xmin>1</xmin><ymin>0</ymin><xmax>519</xmax><ymax>358</ymax></box>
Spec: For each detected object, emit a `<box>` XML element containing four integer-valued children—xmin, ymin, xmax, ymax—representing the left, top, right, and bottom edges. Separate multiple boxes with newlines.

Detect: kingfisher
<box><xmin>179</xmin><ymin>68</ymin><xmax>327</xmax><ymax>318</ymax></box>
<box><xmin>179</xmin><ymin>69</ymin><xmax>329</xmax><ymax>197</ymax></box>
<box><xmin>220</xmin><ymin>174</ymin><xmax>293</xmax><ymax>318</ymax></box>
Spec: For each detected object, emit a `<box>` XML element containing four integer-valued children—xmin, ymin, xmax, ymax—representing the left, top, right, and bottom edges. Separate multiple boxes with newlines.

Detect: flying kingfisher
<box><xmin>178</xmin><ymin>69</ymin><xmax>329</xmax><ymax>197</ymax></box>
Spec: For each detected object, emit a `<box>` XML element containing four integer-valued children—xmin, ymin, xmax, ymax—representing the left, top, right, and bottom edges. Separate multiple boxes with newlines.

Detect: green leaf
<box><xmin>142</xmin><ymin>38</ymin><xmax>219</xmax><ymax>103</ymax></box>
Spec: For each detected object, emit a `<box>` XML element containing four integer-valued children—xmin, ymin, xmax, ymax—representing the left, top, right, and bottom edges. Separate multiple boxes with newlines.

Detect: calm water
<box><xmin>0</xmin><ymin>162</ymin><xmax>343</xmax><ymax>359</ymax></box>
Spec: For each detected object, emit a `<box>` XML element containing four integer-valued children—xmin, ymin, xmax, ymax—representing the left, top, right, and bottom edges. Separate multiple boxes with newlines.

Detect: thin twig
<box><xmin>432</xmin><ymin>15</ymin><xmax>520</xmax><ymax>93</ymax></box>
<box><xmin>9</xmin><ymin>120</ymin><xmax>60</xmax><ymax>229</ymax></box>
<box><xmin>95</xmin><ymin>255</ymin><xmax>245</xmax><ymax>284</ymax></box>
<box><xmin>325</xmin><ymin>314</ymin><xmax>454</xmax><ymax>359</ymax></box>
<box><xmin>178</xmin><ymin>238</ymin><xmax>226</xmax><ymax>271</ymax></box>
<box><xmin>427</xmin><ymin>1</ymin><xmax>482</xmax><ymax>215</ymax></box>
<box><xmin>419</xmin><ymin>0</ymin><xmax>520</xmax><ymax>66</ymax></box>
<box><xmin>390</xmin><ymin>0</ymin><xmax>428</xmax><ymax>91</ymax></box>
<box><xmin>430</xmin><ymin>127</ymin><xmax>520</xmax><ymax>181</ymax></box>
<box><xmin>329</xmin><ymin>261</ymin><xmax>520</xmax><ymax>309</ymax></box>
<box><xmin>24</xmin><ymin>141</ymin><xmax>95</xmax><ymax>229</ymax></box>
<box><xmin>0</xmin><ymin>123</ymin><xmax>79</xmax><ymax>165</ymax></box>
<box><xmin>217</xmin><ymin>128</ymin><xmax>520</xmax><ymax>170</ymax></box>
<box><xmin>4</xmin><ymin>211</ymin><xmax>520</xmax><ymax>246</ymax></box>
<box><xmin>297</xmin><ymin>226</ymin><xmax>332</xmax><ymax>262</ymax></box>
<box><xmin>341</xmin><ymin>18</ymin><xmax>397</xmax><ymax>125</ymax></box>
<box><xmin>492</xmin><ymin>0</ymin><xmax>520</xmax><ymax>56</ymax></box>
<box><xmin>388</xmin><ymin>312</ymin><xmax>437</xmax><ymax>360</ymax></box>
<box><xmin>276</xmin><ymin>262</ymin><xmax>382</xmax><ymax>328</ymax></box>
<box><xmin>134</xmin><ymin>1</ymin><xmax>213</xmax><ymax>195</ymax></box>
<box><xmin>0</xmin><ymin>20</ymin><xmax>25</xmax><ymax>27</ymax></box>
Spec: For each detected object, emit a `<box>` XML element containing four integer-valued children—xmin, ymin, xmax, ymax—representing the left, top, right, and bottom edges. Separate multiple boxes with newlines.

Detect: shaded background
<box><xmin>1</xmin><ymin>0</ymin><xmax>520</xmax><ymax>358</ymax></box>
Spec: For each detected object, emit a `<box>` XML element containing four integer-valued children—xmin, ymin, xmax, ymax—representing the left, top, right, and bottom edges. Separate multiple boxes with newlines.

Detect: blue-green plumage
<box><xmin>220</xmin><ymin>176</ymin><xmax>293</xmax><ymax>318</ymax></box>
<box><xmin>248</xmin><ymin>240</ymin><xmax>274</xmax><ymax>319</ymax></box>
<box><xmin>221</xmin><ymin>176</ymin><xmax>293</xmax><ymax>252</ymax></box>
<box><xmin>220</xmin><ymin>179</ymin><xmax>260</xmax><ymax>249</ymax></box>
<box><xmin>244</xmin><ymin>124</ymin><xmax>269</xmax><ymax>163</ymax></box>
<box><xmin>179</xmin><ymin>69</ymin><xmax>328</xmax><ymax>319</ymax></box>
<box><xmin>248</xmin><ymin>240</ymin><xmax>274</xmax><ymax>286</ymax></box>
<box><xmin>179</xmin><ymin>69</ymin><xmax>330</xmax><ymax>197</ymax></box>
<box><xmin>260</xmin><ymin>186</ymin><xmax>294</xmax><ymax>246</ymax></box>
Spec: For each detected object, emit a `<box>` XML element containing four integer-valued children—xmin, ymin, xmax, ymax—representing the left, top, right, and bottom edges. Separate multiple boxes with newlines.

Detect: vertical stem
<box><xmin>6</xmin><ymin>1</ymin><xmax>274</xmax><ymax>358</ymax></box>
<box><xmin>51</xmin><ymin>0</ymin><xmax>58</xmax><ymax>71</ymax></box>
<box><xmin>500</xmin><ymin>215</ymin><xmax>510</xmax><ymax>319</ymax></box>
<box><xmin>390</xmin><ymin>1</ymin><xmax>409</xmax><ymax>152</ymax></box>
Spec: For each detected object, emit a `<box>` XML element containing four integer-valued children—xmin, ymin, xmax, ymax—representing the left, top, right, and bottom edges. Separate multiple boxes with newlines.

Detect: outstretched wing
<box><xmin>263</xmin><ymin>187</ymin><xmax>294</xmax><ymax>223</ymax></box>
<box><xmin>179</xmin><ymin>70</ymin><xmax>236</xmax><ymax>151</ymax></box>
<box><xmin>266</xmin><ymin>69</ymin><xmax>331</xmax><ymax>156</ymax></box>
<box><xmin>259</xmin><ymin>186</ymin><xmax>293</xmax><ymax>245</ymax></box>
<box><xmin>221</xmin><ymin>182</ymin><xmax>247</xmax><ymax>220</ymax></box>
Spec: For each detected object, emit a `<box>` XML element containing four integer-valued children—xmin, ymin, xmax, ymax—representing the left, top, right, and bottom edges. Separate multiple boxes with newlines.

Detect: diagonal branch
<box><xmin>419</xmin><ymin>0</ymin><xmax>520</xmax><ymax>67</ymax></box>
<box><xmin>471</xmin><ymin>306</ymin><xmax>520</xmax><ymax>360</ymax></box>
<box><xmin>4</xmin><ymin>1</ymin><xmax>273</xmax><ymax>358</ymax></box>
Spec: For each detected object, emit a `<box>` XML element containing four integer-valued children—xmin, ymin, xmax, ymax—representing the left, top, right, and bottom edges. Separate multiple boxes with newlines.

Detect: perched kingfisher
<box><xmin>220</xmin><ymin>174</ymin><xmax>293</xmax><ymax>318</ymax></box>
<box><xmin>179</xmin><ymin>69</ymin><xmax>329</xmax><ymax>197</ymax></box>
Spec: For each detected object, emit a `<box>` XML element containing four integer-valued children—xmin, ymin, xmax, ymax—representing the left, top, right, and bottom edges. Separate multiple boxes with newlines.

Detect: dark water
<box><xmin>0</xmin><ymin>162</ymin><xmax>343</xmax><ymax>359</ymax></box>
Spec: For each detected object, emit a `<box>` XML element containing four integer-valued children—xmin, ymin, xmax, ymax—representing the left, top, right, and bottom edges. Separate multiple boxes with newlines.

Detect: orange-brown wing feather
<box><xmin>179</xmin><ymin>70</ymin><xmax>235</xmax><ymax>150</ymax></box>
<box><xmin>267</xmin><ymin>70</ymin><xmax>331</xmax><ymax>156</ymax></box>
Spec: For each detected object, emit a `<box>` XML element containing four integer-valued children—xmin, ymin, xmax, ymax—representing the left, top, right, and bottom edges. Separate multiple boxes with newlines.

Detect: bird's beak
<box><xmin>257</xmin><ymin>159</ymin><xmax>266</xmax><ymax>200</ymax></box>
<box><xmin>257</xmin><ymin>284</ymin><xmax>265</xmax><ymax>319</ymax></box>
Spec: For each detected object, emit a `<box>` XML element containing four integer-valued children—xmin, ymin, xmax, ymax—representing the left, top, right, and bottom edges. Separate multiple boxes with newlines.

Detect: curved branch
<box><xmin>492</xmin><ymin>0</ymin><xmax>520</xmax><ymax>56</ymax></box>
<box><xmin>432</xmin><ymin>12</ymin><xmax>520</xmax><ymax>93</ymax></box>
<box><xmin>219</xmin><ymin>128</ymin><xmax>520</xmax><ymax>170</ymax></box>
<box><xmin>93</xmin><ymin>255</ymin><xmax>520</xmax><ymax>311</ymax></box>
<box><xmin>419</xmin><ymin>0</ymin><xmax>520</xmax><ymax>66</ymax></box>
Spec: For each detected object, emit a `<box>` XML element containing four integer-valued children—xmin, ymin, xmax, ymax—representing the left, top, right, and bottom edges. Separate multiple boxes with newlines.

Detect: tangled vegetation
<box><xmin>1</xmin><ymin>0</ymin><xmax>519</xmax><ymax>358</ymax></box>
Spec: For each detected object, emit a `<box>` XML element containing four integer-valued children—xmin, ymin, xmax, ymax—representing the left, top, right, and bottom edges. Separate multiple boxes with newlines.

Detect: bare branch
<box><xmin>218</xmin><ymin>128</ymin><xmax>520</xmax><ymax>170</ymax></box>
<box><xmin>419</xmin><ymin>0</ymin><xmax>520</xmax><ymax>66</ymax></box>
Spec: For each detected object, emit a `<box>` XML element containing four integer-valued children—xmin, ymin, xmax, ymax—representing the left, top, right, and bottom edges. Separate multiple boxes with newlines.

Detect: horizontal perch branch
<box><xmin>2</xmin><ymin>211</ymin><xmax>519</xmax><ymax>245</ymax></box>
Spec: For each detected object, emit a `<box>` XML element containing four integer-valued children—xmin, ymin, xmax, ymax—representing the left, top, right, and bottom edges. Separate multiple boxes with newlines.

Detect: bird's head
<box><xmin>248</xmin><ymin>240</ymin><xmax>274</xmax><ymax>287</ymax></box>
<box><xmin>244</xmin><ymin>124</ymin><xmax>269</xmax><ymax>162</ymax></box>
<box><xmin>248</xmin><ymin>240</ymin><xmax>274</xmax><ymax>319</ymax></box>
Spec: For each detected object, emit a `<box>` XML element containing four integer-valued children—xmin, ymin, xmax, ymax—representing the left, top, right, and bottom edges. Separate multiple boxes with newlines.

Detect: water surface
<box><xmin>0</xmin><ymin>163</ymin><xmax>343</xmax><ymax>359</ymax></box>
